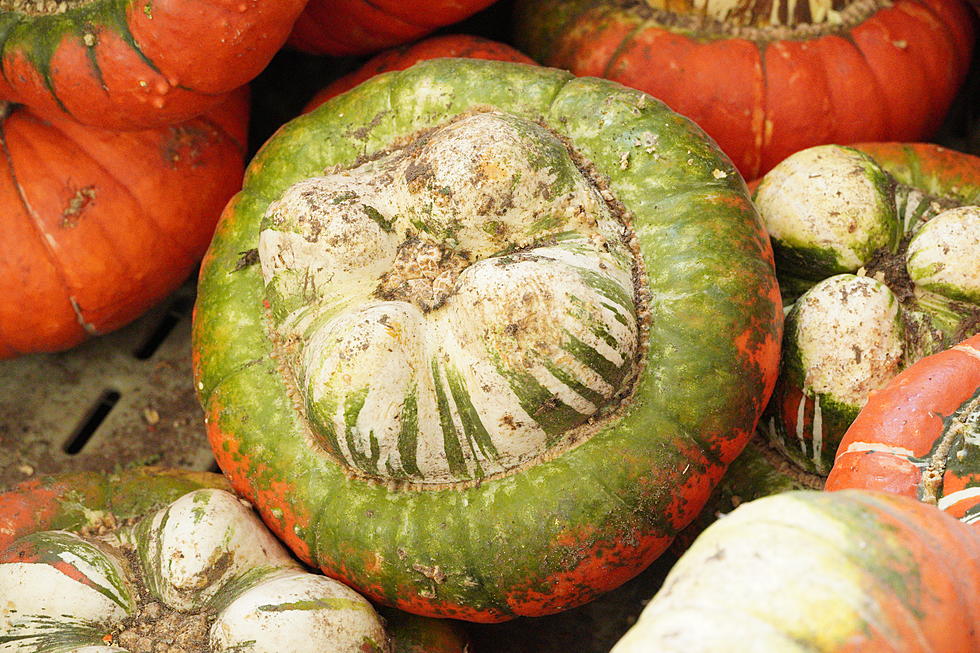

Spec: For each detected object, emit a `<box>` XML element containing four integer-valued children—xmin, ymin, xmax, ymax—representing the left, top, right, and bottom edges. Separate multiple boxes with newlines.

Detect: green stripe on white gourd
<box><xmin>261</xmin><ymin>111</ymin><xmax>640</xmax><ymax>485</ymax></box>
<box><xmin>756</xmin><ymin>144</ymin><xmax>980</xmax><ymax>475</ymax></box>
<box><xmin>0</xmin><ymin>488</ymin><xmax>389</xmax><ymax>653</ymax></box>
<box><xmin>193</xmin><ymin>58</ymin><xmax>783</xmax><ymax>620</ymax></box>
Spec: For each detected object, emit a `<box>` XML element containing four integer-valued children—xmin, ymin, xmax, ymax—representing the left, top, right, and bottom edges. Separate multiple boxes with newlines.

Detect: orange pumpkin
<box><xmin>0</xmin><ymin>91</ymin><xmax>247</xmax><ymax>358</ymax></box>
<box><xmin>827</xmin><ymin>333</ymin><xmax>980</xmax><ymax>525</ymax></box>
<box><xmin>0</xmin><ymin>0</ymin><xmax>305</xmax><ymax>130</ymax></box>
<box><xmin>514</xmin><ymin>0</ymin><xmax>976</xmax><ymax>180</ymax></box>
<box><xmin>288</xmin><ymin>0</ymin><xmax>499</xmax><ymax>55</ymax></box>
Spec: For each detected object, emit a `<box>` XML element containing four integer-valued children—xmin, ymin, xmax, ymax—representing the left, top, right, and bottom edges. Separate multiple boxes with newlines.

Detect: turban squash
<box><xmin>514</xmin><ymin>0</ymin><xmax>975</xmax><ymax>180</ymax></box>
<box><xmin>0</xmin><ymin>467</ymin><xmax>470</xmax><ymax>652</ymax></box>
<box><xmin>612</xmin><ymin>490</ymin><xmax>980</xmax><ymax>652</ymax></box>
<box><xmin>192</xmin><ymin>59</ymin><xmax>782</xmax><ymax>621</ymax></box>
<box><xmin>827</xmin><ymin>333</ymin><xmax>980</xmax><ymax>525</ymax></box>
<box><xmin>302</xmin><ymin>34</ymin><xmax>535</xmax><ymax>114</ymax></box>
<box><xmin>759</xmin><ymin>143</ymin><xmax>980</xmax><ymax>475</ymax></box>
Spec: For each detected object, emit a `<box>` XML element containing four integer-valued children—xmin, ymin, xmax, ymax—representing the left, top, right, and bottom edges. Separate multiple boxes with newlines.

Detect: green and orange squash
<box><xmin>288</xmin><ymin>0</ymin><xmax>498</xmax><ymax>56</ymax></box>
<box><xmin>677</xmin><ymin>142</ymin><xmax>980</xmax><ymax>545</ymax></box>
<box><xmin>0</xmin><ymin>90</ymin><xmax>247</xmax><ymax>358</ymax></box>
<box><xmin>0</xmin><ymin>0</ymin><xmax>306</xmax><ymax>130</ymax></box>
<box><xmin>612</xmin><ymin>490</ymin><xmax>980</xmax><ymax>652</ymax></box>
<box><xmin>514</xmin><ymin>0</ymin><xmax>975</xmax><ymax>180</ymax></box>
<box><xmin>0</xmin><ymin>467</ymin><xmax>470</xmax><ymax>652</ymax></box>
<box><xmin>193</xmin><ymin>58</ymin><xmax>782</xmax><ymax>621</ymax></box>
<box><xmin>827</xmin><ymin>333</ymin><xmax>980</xmax><ymax>525</ymax></box>
<box><xmin>303</xmin><ymin>34</ymin><xmax>535</xmax><ymax>114</ymax></box>
<box><xmin>758</xmin><ymin>142</ymin><xmax>980</xmax><ymax>475</ymax></box>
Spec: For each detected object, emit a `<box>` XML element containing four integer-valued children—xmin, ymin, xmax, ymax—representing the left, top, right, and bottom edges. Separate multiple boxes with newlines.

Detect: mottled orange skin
<box><xmin>827</xmin><ymin>334</ymin><xmax>980</xmax><ymax>523</ymax></box>
<box><xmin>303</xmin><ymin>34</ymin><xmax>535</xmax><ymax>113</ymax></box>
<box><xmin>0</xmin><ymin>481</ymin><xmax>65</xmax><ymax>551</ymax></box>
<box><xmin>205</xmin><ymin>400</ymin><xmax>313</xmax><ymax>563</ymax></box>
<box><xmin>288</xmin><ymin>0</ymin><xmax>499</xmax><ymax>56</ymax></box>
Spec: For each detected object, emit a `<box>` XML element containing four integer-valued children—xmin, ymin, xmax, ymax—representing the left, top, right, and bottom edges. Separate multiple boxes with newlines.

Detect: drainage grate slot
<box><xmin>133</xmin><ymin>296</ymin><xmax>194</xmax><ymax>360</ymax></box>
<box><xmin>64</xmin><ymin>390</ymin><xmax>121</xmax><ymax>454</ymax></box>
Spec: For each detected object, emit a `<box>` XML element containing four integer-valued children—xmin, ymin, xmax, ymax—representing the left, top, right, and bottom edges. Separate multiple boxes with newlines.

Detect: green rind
<box><xmin>672</xmin><ymin>434</ymin><xmax>823</xmax><ymax>550</ymax></box>
<box><xmin>194</xmin><ymin>59</ymin><xmax>781</xmax><ymax>618</ymax></box>
<box><xmin>380</xmin><ymin>606</ymin><xmax>470</xmax><ymax>653</ymax></box>
<box><xmin>0</xmin><ymin>467</ymin><xmax>230</xmax><ymax>551</ymax></box>
<box><xmin>860</xmin><ymin>144</ymin><xmax>980</xmax><ymax>206</ymax></box>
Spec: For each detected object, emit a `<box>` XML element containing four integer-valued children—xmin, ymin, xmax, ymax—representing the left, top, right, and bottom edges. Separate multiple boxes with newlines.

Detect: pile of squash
<box><xmin>0</xmin><ymin>0</ymin><xmax>977</xmax><ymax>651</ymax></box>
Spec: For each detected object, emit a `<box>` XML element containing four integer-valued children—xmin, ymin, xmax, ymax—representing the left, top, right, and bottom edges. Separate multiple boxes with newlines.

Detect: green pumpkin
<box><xmin>193</xmin><ymin>59</ymin><xmax>782</xmax><ymax>622</ymax></box>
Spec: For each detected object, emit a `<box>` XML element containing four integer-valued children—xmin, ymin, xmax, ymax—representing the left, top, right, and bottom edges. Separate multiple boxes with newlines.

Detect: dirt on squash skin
<box><xmin>863</xmin><ymin>237</ymin><xmax>916</xmax><ymax>304</ymax></box>
<box><xmin>107</xmin><ymin>543</ymin><xmax>215</xmax><ymax>653</ymax></box>
<box><xmin>0</xmin><ymin>0</ymin><xmax>95</xmax><ymax>14</ymax></box>
<box><xmin>864</xmin><ymin>237</ymin><xmax>980</xmax><ymax>360</ymax></box>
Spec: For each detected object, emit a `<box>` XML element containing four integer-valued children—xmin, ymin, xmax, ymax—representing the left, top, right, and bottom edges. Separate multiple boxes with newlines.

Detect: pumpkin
<box><xmin>192</xmin><ymin>58</ymin><xmax>782</xmax><ymax>622</ymax></box>
<box><xmin>0</xmin><ymin>0</ymin><xmax>306</xmax><ymax>131</ymax></box>
<box><xmin>0</xmin><ymin>90</ymin><xmax>247</xmax><ymax>359</ymax></box>
<box><xmin>0</xmin><ymin>467</ymin><xmax>470</xmax><ymax>653</ymax></box>
<box><xmin>613</xmin><ymin>490</ymin><xmax>980</xmax><ymax>652</ymax></box>
<box><xmin>287</xmin><ymin>0</ymin><xmax>499</xmax><ymax>56</ymax></box>
<box><xmin>513</xmin><ymin>0</ymin><xmax>976</xmax><ymax>180</ymax></box>
<box><xmin>757</xmin><ymin>143</ymin><xmax>980</xmax><ymax>475</ymax></box>
<box><xmin>303</xmin><ymin>34</ymin><xmax>535</xmax><ymax>114</ymax></box>
<box><xmin>826</xmin><ymin>333</ymin><xmax>980</xmax><ymax>525</ymax></box>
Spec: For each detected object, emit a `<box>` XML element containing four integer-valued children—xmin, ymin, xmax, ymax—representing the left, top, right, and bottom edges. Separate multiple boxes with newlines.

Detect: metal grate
<box><xmin>0</xmin><ymin>281</ymin><xmax>216</xmax><ymax>491</ymax></box>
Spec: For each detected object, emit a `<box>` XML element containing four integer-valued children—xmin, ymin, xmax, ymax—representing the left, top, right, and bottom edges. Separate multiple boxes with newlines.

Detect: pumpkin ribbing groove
<box><xmin>0</xmin><ymin>110</ymin><xmax>78</xmax><ymax>325</ymax></box>
<box><xmin>600</xmin><ymin>17</ymin><xmax>648</xmax><ymax>80</ymax></box>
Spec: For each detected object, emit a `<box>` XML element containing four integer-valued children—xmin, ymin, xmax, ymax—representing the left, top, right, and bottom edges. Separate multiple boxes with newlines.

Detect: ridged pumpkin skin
<box><xmin>759</xmin><ymin>143</ymin><xmax>980</xmax><ymax>475</ymax></box>
<box><xmin>513</xmin><ymin>0</ymin><xmax>975</xmax><ymax>180</ymax></box>
<box><xmin>0</xmin><ymin>0</ymin><xmax>306</xmax><ymax>130</ymax></box>
<box><xmin>303</xmin><ymin>34</ymin><xmax>535</xmax><ymax>114</ymax></box>
<box><xmin>193</xmin><ymin>59</ymin><xmax>782</xmax><ymax>622</ymax></box>
<box><xmin>288</xmin><ymin>0</ymin><xmax>498</xmax><ymax>56</ymax></box>
<box><xmin>0</xmin><ymin>468</ymin><xmax>471</xmax><ymax>653</ymax></box>
<box><xmin>0</xmin><ymin>90</ymin><xmax>247</xmax><ymax>358</ymax></box>
<box><xmin>827</xmin><ymin>334</ymin><xmax>980</xmax><ymax>525</ymax></box>
<box><xmin>612</xmin><ymin>490</ymin><xmax>980</xmax><ymax>652</ymax></box>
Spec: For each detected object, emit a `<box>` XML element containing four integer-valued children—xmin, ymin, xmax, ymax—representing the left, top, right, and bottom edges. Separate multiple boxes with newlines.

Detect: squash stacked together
<box><xmin>514</xmin><ymin>0</ymin><xmax>974</xmax><ymax>179</ymax></box>
<box><xmin>0</xmin><ymin>1</ymin><xmax>977</xmax><ymax>651</ymax></box>
<box><xmin>0</xmin><ymin>468</ymin><xmax>470</xmax><ymax>652</ymax></box>
<box><xmin>0</xmin><ymin>0</ymin><xmax>308</xmax><ymax>357</ymax></box>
